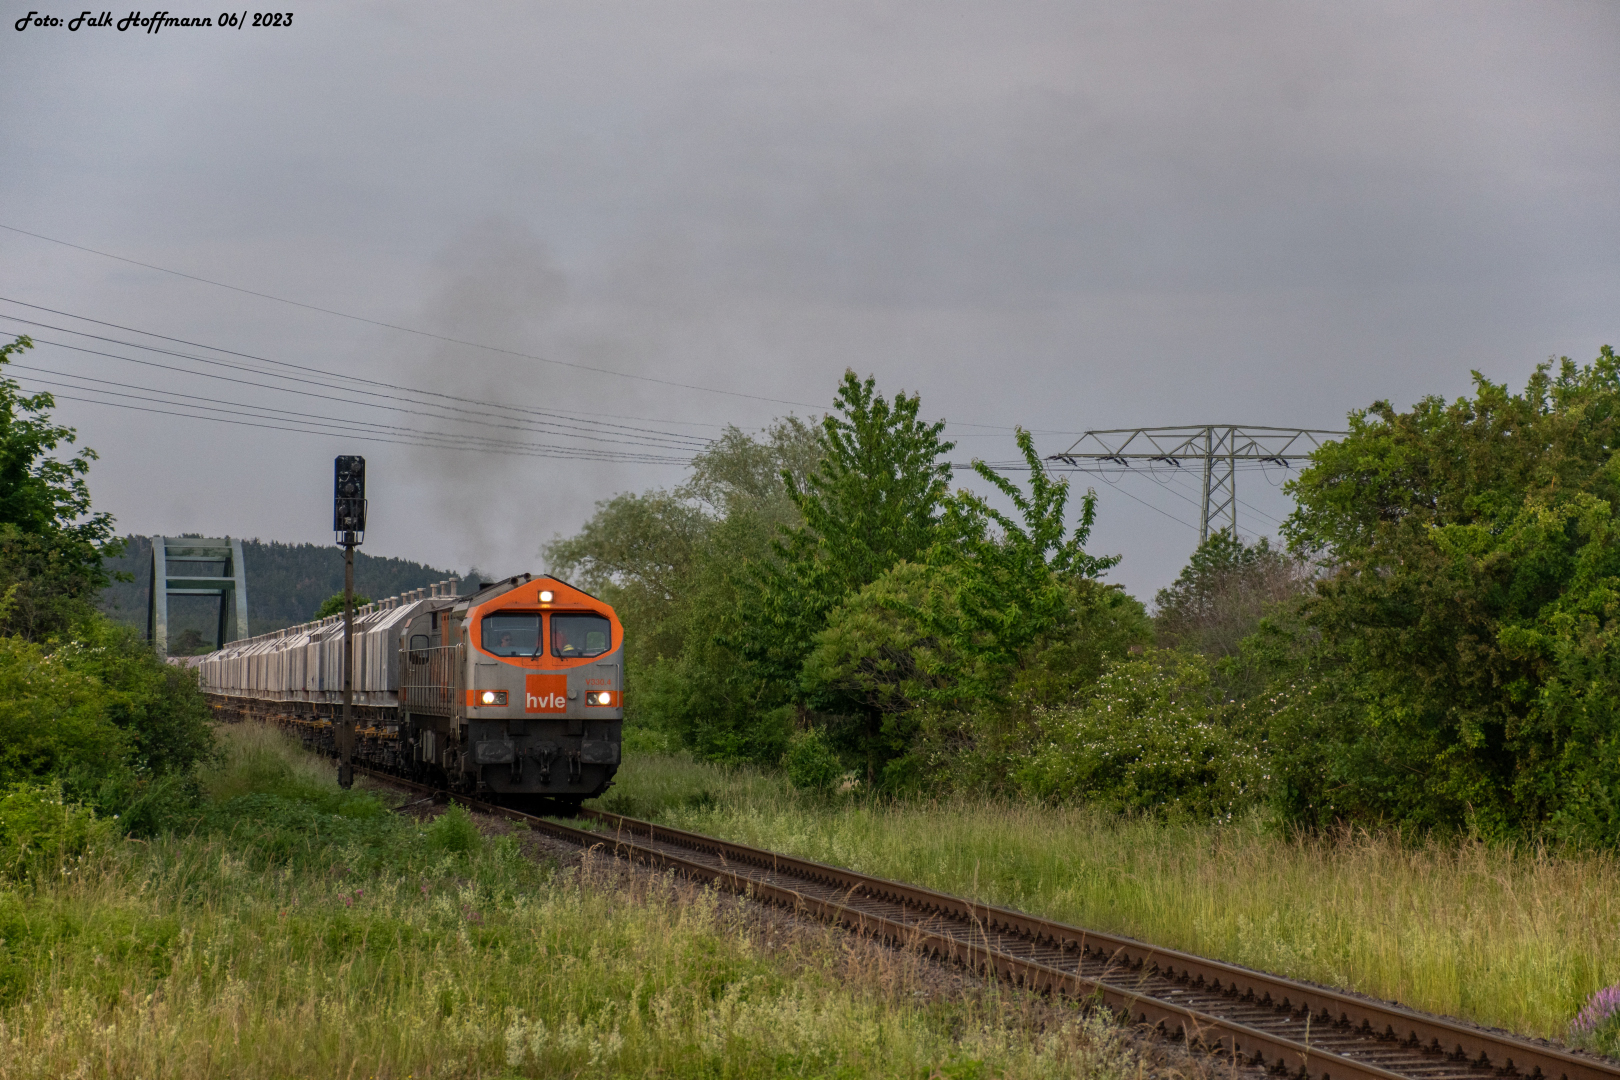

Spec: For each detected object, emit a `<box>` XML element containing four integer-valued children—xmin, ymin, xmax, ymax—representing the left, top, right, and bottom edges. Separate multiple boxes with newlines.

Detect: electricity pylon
<box><xmin>1047</xmin><ymin>426</ymin><xmax>1343</xmax><ymax>542</ymax></box>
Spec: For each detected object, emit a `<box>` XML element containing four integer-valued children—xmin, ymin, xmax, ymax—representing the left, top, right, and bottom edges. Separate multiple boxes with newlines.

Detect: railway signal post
<box><xmin>334</xmin><ymin>455</ymin><xmax>367</xmax><ymax>789</ymax></box>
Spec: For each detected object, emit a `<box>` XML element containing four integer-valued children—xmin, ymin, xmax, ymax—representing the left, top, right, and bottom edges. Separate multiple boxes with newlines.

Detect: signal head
<box><xmin>333</xmin><ymin>455</ymin><xmax>368</xmax><ymax>543</ymax></box>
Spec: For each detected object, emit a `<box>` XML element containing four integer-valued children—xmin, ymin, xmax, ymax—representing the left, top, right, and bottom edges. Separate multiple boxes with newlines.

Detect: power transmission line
<box><xmin>1092</xmin><ymin>469</ymin><xmax>1201</xmax><ymax>533</ymax></box>
<box><xmin>1</xmin><ymin>333</ymin><xmax>709</xmax><ymax>455</ymax></box>
<box><xmin>0</xmin><ymin>300</ymin><xmax>716</xmax><ymax>446</ymax></box>
<box><xmin>0</xmin><ymin>295</ymin><xmax>1039</xmax><ymax>451</ymax></box>
<box><xmin>8</xmin><ymin>367</ymin><xmax>695</xmax><ymax>462</ymax></box>
<box><xmin>1048</xmin><ymin>425</ymin><xmax>1343</xmax><ymax>541</ymax></box>
<box><xmin>10</xmin><ymin>375</ymin><xmax>692</xmax><ymax>464</ymax></box>
<box><xmin>1145</xmin><ymin>464</ymin><xmax>1288</xmax><ymax>530</ymax></box>
<box><xmin>0</xmin><ymin>224</ymin><xmax>832</xmax><ymax>411</ymax></box>
<box><xmin>0</xmin><ymin>225</ymin><xmax>1025</xmax><ymax>436</ymax></box>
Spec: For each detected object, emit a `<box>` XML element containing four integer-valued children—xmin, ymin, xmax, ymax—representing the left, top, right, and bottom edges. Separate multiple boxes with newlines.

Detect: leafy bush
<box><xmin>782</xmin><ymin>728</ymin><xmax>846</xmax><ymax>793</ymax></box>
<box><xmin>0</xmin><ymin>333</ymin><xmax>214</xmax><ymax>830</ymax></box>
<box><xmin>0</xmin><ymin>628</ymin><xmax>128</xmax><ymax>783</ymax></box>
<box><xmin>634</xmin><ymin>654</ymin><xmax>794</xmax><ymax>766</ymax></box>
<box><xmin>425</xmin><ymin>804</ymin><xmax>483</xmax><ymax>855</ymax></box>
<box><xmin>68</xmin><ymin>617</ymin><xmax>214</xmax><ymax>779</ymax></box>
<box><xmin>0</xmin><ymin>782</ymin><xmax>114</xmax><ymax>881</ymax></box>
<box><xmin>1278</xmin><ymin>347</ymin><xmax>1620</xmax><ymax>843</ymax></box>
<box><xmin>1014</xmin><ymin>651</ymin><xmax>1265</xmax><ymax>819</ymax></box>
<box><xmin>800</xmin><ymin>560</ymin><xmax>957</xmax><ymax>718</ymax></box>
<box><xmin>0</xmin><ymin>614</ymin><xmax>213</xmax><ymax>829</ymax></box>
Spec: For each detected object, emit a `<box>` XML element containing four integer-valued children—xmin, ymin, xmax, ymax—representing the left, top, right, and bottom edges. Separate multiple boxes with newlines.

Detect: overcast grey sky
<box><xmin>3</xmin><ymin>1</ymin><xmax>1617</xmax><ymax>601</ymax></box>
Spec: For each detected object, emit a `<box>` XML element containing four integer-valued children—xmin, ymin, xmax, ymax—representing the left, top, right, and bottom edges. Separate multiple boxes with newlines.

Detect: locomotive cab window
<box><xmin>408</xmin><ymin>634</ymin><xmax>429</xmax><ymax>663</ymax></box>
<box><xmin>551</xmin><ymin>613</ymin><xmax>611</xmax><ymax>658</ymax></box>
<box><xmin>481</xmin><ymin>614</ymin><xmax>541</xmax><ymax>657</ymax></box>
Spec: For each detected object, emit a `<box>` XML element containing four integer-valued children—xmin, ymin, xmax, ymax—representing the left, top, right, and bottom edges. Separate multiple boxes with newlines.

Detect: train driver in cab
<box><xmin>554</xmin><ymin>622</ymin><xmax>579</xmax><ymax>657</ymax></box>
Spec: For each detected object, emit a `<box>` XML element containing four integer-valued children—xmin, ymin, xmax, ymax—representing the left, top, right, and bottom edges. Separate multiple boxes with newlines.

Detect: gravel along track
<box><xmin>364</xmin><ymin>768</ymin><xmax>1619</xmax><ymax>1080</ymax></box>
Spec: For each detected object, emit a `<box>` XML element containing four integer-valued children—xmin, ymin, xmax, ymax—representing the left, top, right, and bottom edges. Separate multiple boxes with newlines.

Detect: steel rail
<box><xmin>355</xmin><ymin>765</ymin><xmax>1616</xmax><ymax>1080</ymax></box>
<box><xmin>567</xmin><ymin>806</ymin><xmax>1615</xmax><ymax>1080</ymax></box>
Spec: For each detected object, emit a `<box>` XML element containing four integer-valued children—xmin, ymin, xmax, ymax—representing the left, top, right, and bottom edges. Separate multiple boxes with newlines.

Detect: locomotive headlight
<box><xmin>539</xmin><ymin>590</ymin><xmax>554</xmax><ymax>602</ymax></box>
<box><xmin>589</xmin><ymin>691</ymin><xmax>614</xmax><ymax>706</ymax></box>
<box><xmin>480</xmin><ymin>690</ymin><xmax>508</xmax><ymax>706</ymax></box>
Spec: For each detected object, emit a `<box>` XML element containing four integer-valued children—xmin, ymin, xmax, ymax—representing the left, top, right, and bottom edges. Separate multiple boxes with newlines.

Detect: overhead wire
<box><xmin>0</xmin><ymin>328</ymin><xmax>1273</xmax><ymax>529</ymax></box>
<box><xmin>9</xmin><ymin>373</ymin><xmax>690</xmax><ymax>464</ymax></box>
<box><xmin>1151</xmin><ymin>465</ymin><xmax>1289</xmax><ymax>529</ymax></box>
<box><xmin>984</xmin><ymin>456</ymin><xmax>1290</xmax><ymax>536</ymax></box>
<box><xmin>1</xmin><ymin>332</ymin><xmax>709</xmax><ymax>456</ymax></box>
<box><xmin>0</xmin><ymin>299</ymin><xmax>1062</xmax><ymax>454</ymax></box>
<box><xmin>0</xmin><ymin>233</ymin><xmax>1311</xmax><ymax>484</ymax></box>
<box><xmin>0</xmin><ymin>297</ymin><xmax>1066</xmax><ymax>471</ymax></box>
<box><xmin>0</xmin><ymin>302</ymin><xmax>714</xmax><ymax>449</ymax></box>
<box><xmin>25</xmin><ymin>390</ymin><xmax>662</xmax><ymax>457</ymax></box>
<box><xmin>7</xmin><ymin>366</ymin><xmax>695</xmax><ymax>462</ymax></box>
<box><xmin>1089</xmin><ymin>477</ymin><xmax>1201</xmax><ymax>532</ymax></box>
<box><xmin>0</xmin><ymin>226</ymin><xmax>1035</xmax><ymax>432</ymax></box>
<box><xmin>1133</xmin><ymin>463</ymin><xmax>1286</xmax><ymax>529</ymax></box>
<box><xmin>0</xmin><ymin>225</ymin><xmax>833</xmax><ymax>411</ymax></box>
<box><xmin>7</xmin><ymin>378</ymin><xmax>680</xmax><ymax>463</ymax></box>
<box><xmin>0</xmin><ymin>226</ymin><xmax>1056</xmax><ymax>433</ymax></box>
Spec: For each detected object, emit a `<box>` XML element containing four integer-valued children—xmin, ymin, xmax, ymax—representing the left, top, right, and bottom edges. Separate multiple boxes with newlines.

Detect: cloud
<box><xmin>1</xmin><ymin>0</ymin><xmax>1616</xmax><ymax>599</ymax></box>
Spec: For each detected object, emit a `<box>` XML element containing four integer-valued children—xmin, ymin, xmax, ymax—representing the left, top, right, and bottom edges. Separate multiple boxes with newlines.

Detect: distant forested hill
<box><xmin>98</xmin><ymin>535</ymin><xmax>478</xmax><ymax>648</ymax></box>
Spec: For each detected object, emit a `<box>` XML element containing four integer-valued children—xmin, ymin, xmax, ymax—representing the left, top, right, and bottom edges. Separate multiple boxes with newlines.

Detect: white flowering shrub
<box><xmin>0</xmin><ymin>781</ymin><xmax>113</xmax><ymax>881</ymax></box>
<box><xmin>1013</xmin><ymin>650</ymin><xmax>1266</xmax><ymax>819</ymax></box>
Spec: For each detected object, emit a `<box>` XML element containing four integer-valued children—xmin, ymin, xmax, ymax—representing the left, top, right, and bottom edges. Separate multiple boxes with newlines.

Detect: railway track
<box><xmin>357</xmin><ymin>764</ymin><xmax>1616</xmax><ymax>1080</ymax></box>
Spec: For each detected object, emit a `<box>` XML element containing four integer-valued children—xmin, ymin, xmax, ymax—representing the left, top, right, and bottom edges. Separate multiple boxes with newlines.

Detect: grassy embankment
<box><xmin>0</xmin><ymin>725</ymin><xmax>1142</xmax><ymax>1079</ymax></box>
<box><xmin>591</xmin><ymin>751</ymin><xmax>1620</xmax><ymax>1046</ymax></box>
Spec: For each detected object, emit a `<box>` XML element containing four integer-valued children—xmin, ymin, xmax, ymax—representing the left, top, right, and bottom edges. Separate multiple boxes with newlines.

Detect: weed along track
<box><xmin>345</xmin><ymin>766</ymin><xmax>1618</xmax><ymax>1080</ymax></box>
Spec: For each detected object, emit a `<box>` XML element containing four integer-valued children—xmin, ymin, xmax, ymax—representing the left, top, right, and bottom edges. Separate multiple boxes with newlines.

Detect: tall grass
<box><xmin>0</xmin><ymin>726</ymin><xmax>1144</xmax><ymax>1078</ymax></box>
<box><xmin>594</xmin><ymin>752</ymin><xmax>1620</xmax><ymax>1044</ymax></box>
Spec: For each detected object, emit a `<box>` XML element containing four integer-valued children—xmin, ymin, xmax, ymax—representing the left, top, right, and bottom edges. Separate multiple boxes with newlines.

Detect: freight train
<box><xmin>198</xmin><ymin>574</ymin><xmax>623</xmax><ymax>808</ymax></box>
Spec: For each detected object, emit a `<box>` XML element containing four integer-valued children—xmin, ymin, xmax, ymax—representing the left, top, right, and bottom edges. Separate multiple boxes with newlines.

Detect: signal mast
<box><xmin>333</xmin><ymin>456</ymin><xmax>366</xmax><ymax>789</ymax></box>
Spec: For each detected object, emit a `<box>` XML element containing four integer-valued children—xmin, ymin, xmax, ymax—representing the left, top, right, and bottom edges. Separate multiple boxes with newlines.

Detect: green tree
<box><xmin>800</xmin><ymin>429</ymin><xmax>1146</xmax><ymax>789</ymax></box>
<box><xmin>543</xmin><ymin>489</ymin><xmax>706</xmax><ymax>666</ymax></box>
<box><xmin>314</xmin><ymin>592</ymin><xmax>374</xmax><ymax>620</ymax></box>
<box><xmin>0</xmin><ymin>336</ymin><xmax>120</xmax><ymax>640</ymax></box>
<box><xmin>0</xmin><ymin>335</ymin><xmax>213</xmax><ymax>829</ymax></box>
<box><xmin>1154</xmin><ymin>530</ymin><xmax>1307</xmax><ymax>659</ymax></box>
<box><xmin>742</xmin><ymin>372</ymin><xmax>955</xmax><ymax>691</ymax></box>
<box><xmin>1274</xmin><ymin>347</ymin><xmax>1620</xmax><ymax>843</ymax></box>
<box><xmin>545</xmin><ymin>418</ymin><xmax>823</xmax><ymax>761</ymax></box>
<box><xmin>928</xmin><ymin>427</ymin><xmax>1122</xmax><ymax>701</ymax></box>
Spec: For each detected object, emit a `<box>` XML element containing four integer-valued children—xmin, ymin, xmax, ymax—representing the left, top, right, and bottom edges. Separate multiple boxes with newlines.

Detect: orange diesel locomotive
<box><xmin>200</xmin><ymin>574</ymin><xmax>623</xmax><ymax>808</ymax></box>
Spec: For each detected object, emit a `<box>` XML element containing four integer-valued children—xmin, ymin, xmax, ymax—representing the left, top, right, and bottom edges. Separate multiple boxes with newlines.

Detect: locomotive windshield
<box><xmin>481</xmin><ymin>613</ymin><xmax>541</xmax><ymax>657</ymax></box>
<box><xmin>551</xmin><ymin>613</ymin><xmax>611</xmax><ymax>658</ymax></box>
